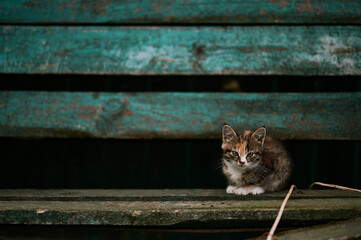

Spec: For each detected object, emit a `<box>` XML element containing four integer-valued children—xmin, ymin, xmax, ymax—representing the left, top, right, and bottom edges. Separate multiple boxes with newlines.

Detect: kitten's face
<box><xmin>222</xmin><ymin>125</ymin><xmax>266</xmax><ymax>169</ymax></box>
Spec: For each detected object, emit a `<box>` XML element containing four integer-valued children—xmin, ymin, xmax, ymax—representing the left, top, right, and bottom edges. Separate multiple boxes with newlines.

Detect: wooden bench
<box><xmin>1</xmin><ymin>0</ymin><xmax>361</xmax><ymax>239</ymax></box>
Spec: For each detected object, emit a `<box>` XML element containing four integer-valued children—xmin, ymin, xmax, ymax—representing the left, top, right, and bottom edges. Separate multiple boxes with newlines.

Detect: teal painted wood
<box><xmin>0</xmin><ymin>91</ymin><xmax>360</xmax><ymax>140</ymax></box>
<box><xmin>1</xmin><ymin>26</ymin><xmax>360</xmax><ymax>75</ymax></box>
<box><xmin>0</xmin><ymin>0</ymin><xmax>360</xmax><ymax>24</ymax></box>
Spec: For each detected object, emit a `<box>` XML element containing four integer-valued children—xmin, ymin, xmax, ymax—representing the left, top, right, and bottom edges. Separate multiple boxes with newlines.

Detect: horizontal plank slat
<box><xmin>277</xmin><ymin>218</ymin><xmax>361</xmax><ymax>240</ymax></box>
<box><xmin>1</xmin><ymin>189</ymin><xmax>360</xmax><ymax>201</ymax></box>
<box><xmin>0</xmin><ymin>92</ymin><xmax>360</xmax><ymax>140</ymax></box>
<box><xmin>0</xmin><ymin>190</ymin><xmax>360</xmax><ymax>226</ymax></box>
<box><xmin>1</xmin><ymin>26</ymin><xmax>360</xmax><ymax>75</ymax></box>
<box><xmin>0</xmin><ymin>0</ymin><xmax>360</xmax><ymax>24</ymax></box>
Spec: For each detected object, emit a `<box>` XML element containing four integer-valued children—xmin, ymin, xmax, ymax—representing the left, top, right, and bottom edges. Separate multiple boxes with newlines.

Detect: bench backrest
<box><xmin>0</xmin><ymin>0</ymin><xmax>360</xmax><ymax>141</ymax></box>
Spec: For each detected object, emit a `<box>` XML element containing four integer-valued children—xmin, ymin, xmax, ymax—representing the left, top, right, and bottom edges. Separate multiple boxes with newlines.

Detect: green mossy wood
<box><xmin>1</xmin><ymin>190</ymin><xmax>360</xmax><ymax>226</ymax></box>
<box><xmin>1</xmin><ymin>26</ymin><xmax>360</xmax><ymax>75</ymax></box>
<box><xmin>1</xmin><ymin>0</ymin><xmax>360</xmax><ymax>24</ymax></box>
<box><xmin>1</xmin><ymin>92</ymin><xmax>360</xmax><ymax>140</ymax></box>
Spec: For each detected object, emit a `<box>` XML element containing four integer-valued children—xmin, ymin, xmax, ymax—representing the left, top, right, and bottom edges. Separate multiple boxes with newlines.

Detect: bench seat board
<box><xmin>1</xmin><ymin>26</ymin><xmax>360</xmax><ymax>75</ymax></box>
<box><xmin>1</xmin><ymin>0</ymin><xmax>360</xmax><ymax>24</ymax></box>
<box><xmin>0</xmin><ymin>190</ymin><xmax>360</xmax><ymax>226</ymax></box>
<box><xmin>1</xmin><ymin>91</ymin><xmax>360</xmax><ymax>140</ymax></box>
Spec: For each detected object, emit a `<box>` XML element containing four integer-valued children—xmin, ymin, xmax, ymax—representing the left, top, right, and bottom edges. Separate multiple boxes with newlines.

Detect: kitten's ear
<box><xmin>251</xmin><ymin>126</ymin><xmax>266</xmax><ymax>147</ymax></box>
<box><xmin>222</xmin><ymin>124</ymin><xmax>237</xmax><ymax>142</ymax></box>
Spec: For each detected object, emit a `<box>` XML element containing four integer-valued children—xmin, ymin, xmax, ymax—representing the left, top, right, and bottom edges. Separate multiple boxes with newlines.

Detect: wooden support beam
<box><xmin>1</xmin><ymin>92</ymin><xmax>360</xmax><ymax>140</ymax></box>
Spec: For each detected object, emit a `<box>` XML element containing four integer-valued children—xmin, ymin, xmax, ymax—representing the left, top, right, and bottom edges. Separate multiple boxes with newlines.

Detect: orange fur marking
<box><xmin>237</xmin><ymin>130</ymin><xmax>251</xmax><ymax>155</ymax></box>
<box><xmin>237</xmin><ymin>141</ymin><xmax>247</xmax><ymax>155</ymax></box>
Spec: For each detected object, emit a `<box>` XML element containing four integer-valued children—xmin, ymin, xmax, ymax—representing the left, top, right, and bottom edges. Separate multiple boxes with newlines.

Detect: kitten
<box><xmin>221</xmin><ymin>124</ymin><xmax>291</xmax><ymax>195</ymax></box>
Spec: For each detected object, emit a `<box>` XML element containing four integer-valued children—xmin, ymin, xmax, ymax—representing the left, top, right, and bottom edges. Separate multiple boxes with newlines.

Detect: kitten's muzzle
<box><xmin>237</xmin><ymin>160</ymin><xmax>245</xmax><ymax>166</ymax></box>
<box><xmin>239</xmin><ymin>155</ymin><xmax>247</xmax><ymax>166</ymax></box>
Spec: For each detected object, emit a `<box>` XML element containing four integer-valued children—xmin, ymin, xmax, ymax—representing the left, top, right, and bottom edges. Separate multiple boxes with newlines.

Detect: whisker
<box><xmin>213</xmin><ymin>159</ymin><xmax>225</xmax><ymax>173</ymax></box>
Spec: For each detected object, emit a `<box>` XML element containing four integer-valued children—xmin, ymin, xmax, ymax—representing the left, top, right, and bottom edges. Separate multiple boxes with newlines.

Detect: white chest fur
<box><xmin>225</xmin><ymin>162</ymin><xmax>244</xmax><ymax>184</ymax></box>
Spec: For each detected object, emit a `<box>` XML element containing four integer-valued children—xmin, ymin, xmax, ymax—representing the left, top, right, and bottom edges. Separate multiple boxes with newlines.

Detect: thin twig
<box><xmin>266</xmin><ymin>185</ymin><xmax>296</xmax><ymax>240</ymax></box>
<box><xmin>309</xmin><ymin>182</ymin><xmax>361</xmax><ymax>193</ymax></box>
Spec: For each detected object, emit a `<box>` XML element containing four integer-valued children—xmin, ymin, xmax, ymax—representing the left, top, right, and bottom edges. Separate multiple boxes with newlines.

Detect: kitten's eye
<box><xmin>231</xmin><ymin>151</ymin><xmax>239</xmax><ymax>156</ymax></box>
<box><xmin>247</xmin><ymin>152</ymin><xmax>254</xmax><ymax>158</ymax></box>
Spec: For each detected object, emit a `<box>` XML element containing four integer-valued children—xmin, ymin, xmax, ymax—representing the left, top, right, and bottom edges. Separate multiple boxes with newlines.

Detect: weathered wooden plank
<box><xmin>0</xmin><ymin>0</ymin><xmax>360</xmax><ymax>24</ymax></box>
<box><xmin>1</xmin><ymin>189</ymin><xmax>360</xmax><ymax>201</ymax></box>
<box><xmin>1</xmin><ymin>26</ymin><xmax>360</xmax><ymax>75</ymax></box>
<box><xmin>1</xmin><ymin>92</ymin><xmax>360</xmax><ymax>140</ymax></box>
<box><xmin>1</xmin><ymin>91</ymin><xmax>360</xmax><ymax>140</ymax></box>
<box><xmin>0</xmin><ymin>190</ymin><xmax>360</xmax><ymax>226</ymax></box>
<box><xmin>277</xmin><ymin>218</ymin><xmax>361</xmax><ymax>240</ymax></box>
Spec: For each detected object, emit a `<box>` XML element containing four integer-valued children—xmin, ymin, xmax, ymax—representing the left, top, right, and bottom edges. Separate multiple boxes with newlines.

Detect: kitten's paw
<box><xmin>235</xmin><ymin>187</ymin><xmax>250</xmax><ymax>195</ymax></box>
<box><xmin>250</xmin><ymin>186</ymin><xmax>265</xmax><ymax>195</ymax></box>
<box><xmin>226</xmin><ymin>186</ymin><xmax>237</xmax><ymax>194</ymax></box>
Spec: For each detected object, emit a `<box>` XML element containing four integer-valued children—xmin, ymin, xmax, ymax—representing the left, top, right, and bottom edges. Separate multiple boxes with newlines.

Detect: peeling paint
<box><xmin>152</xmin><ymin>0</ymin><xmax>163</xmax><ymax>13</ymax></box>
<box><xmin>269</xmin><ymin>0</ymin><xmax>288</xmax><ymax>8</ymax></box>
<box><xmin>259</xmin><ymin>9</ymin><xmax>268</xmax><ymax>15</ymax></box>
<box><xmin>53</xmin><ymin>50</ymin><xmax>68</xmax><ymax>56</ymax></box>
<box><xmin>296</xmin><ymin>0</ymin><xmax>313</xmax><ymax>13</ymax></box>
<box><xmin>59</xmin><ymin>2</ymin><xmax>75</xmax><ymax>11</ymax></box>
<box><xmin>308</xmin><ymin>35</ymin><xmax>359</xmax><ymax>74</ymax></box>
<box><xmin>80</xmin><ymin>0</ymin><xmax>112</xmax><ymax>16</ymax></box>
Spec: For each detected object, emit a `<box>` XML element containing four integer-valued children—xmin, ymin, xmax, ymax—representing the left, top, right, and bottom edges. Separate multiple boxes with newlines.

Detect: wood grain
<box><xmin>1</xmin><ymin>26</ymin><xmax>360</xmax><ymax>75</ymax></box>
<box><xmin>1</xmin><ymin>91</ymin><xmax>360</xmax><ymax>140</ymax></box>
<box><xmin>0</xmin><ymin>189</ymin><xmax>360</xmax><ymax>226</ymax></box>
<box><xmin>1</xmin><ymin>0</ymin><xmax>360</xmax><ymax>24</ymax></box>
